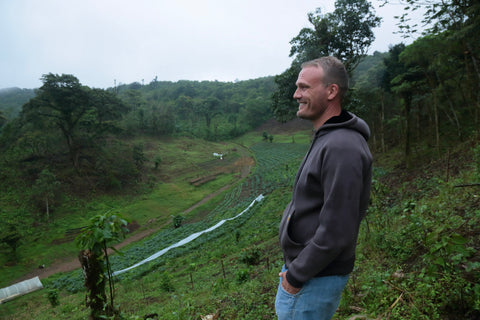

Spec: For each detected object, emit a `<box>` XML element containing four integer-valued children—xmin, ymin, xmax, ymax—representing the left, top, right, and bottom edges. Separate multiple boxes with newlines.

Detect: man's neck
<box><xmin>325</xmin><ymin>109</ymin><xmax>352</xmax><ymax>124</ymax></box>
<box><xmin>312</xmin><ymin>105</ymin><xmax>342</xmax><ymax>130</ymax></box>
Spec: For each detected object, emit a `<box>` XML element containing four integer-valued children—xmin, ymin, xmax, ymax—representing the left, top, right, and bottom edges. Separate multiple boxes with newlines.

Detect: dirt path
<box><xmin>12</xmin><ymin>148</ymin><xmax>254</xmax><ymax>285</ymax></box>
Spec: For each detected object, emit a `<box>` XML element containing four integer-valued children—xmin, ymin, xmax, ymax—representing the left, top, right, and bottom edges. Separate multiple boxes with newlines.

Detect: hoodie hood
<box><xmin>318</xmin><ymin>111</ymin><xmax>371</xmax><ymax>141</ymax></box>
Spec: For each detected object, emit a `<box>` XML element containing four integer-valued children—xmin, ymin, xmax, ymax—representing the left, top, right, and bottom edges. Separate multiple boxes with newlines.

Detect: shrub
<box><xmin>236</xmin><ymin>269</ymin><xmax>250</xmax><ymax>284</ymax></box>
<box><xmin>239</xmin><ymin>246</ymin><xmax>261</xmax><ymax>266</ymax></box>
<box><xmin>160</xmin><ymin>272</ymin><xmax>175</xmax><ymax>292</ymax></box>
<box><xmin>172</xmin><ymin>215</ymin><xmax>185</xmax><ymax>228</ymax></box>
<box><xmin>46</xmin><ymin>289</ymin><xmax>60</xmax><ymax>307</ymax></box>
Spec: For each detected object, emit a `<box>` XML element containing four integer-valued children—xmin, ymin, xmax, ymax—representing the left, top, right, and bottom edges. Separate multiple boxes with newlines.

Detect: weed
<box><xmin>474</xmin><ymin>144</ymin><xmax>480</xmax><ymax>179</ymax></box>
<box><xmin>239</xmin><ymin>246</ymin><xmax>261</xmax><ymax>266</ymax></box>
<box><xmin>46</xmin><ymin>289</ymin><xmax>60</xmax><ymax>307</ymax></box>
<box><xmin>236</xmin><ymin>269</ymin><xmax>250</xmax><ymax>284</ymax></box>
<box><xmin>172</xmin><ymin>215</ymin><xmax>185</xmax><ymax>228</ymax></box>
<box><xmin>159</xmin><ymin>272</ymin><xmax>175</xmax><ymax>292</ymax></box>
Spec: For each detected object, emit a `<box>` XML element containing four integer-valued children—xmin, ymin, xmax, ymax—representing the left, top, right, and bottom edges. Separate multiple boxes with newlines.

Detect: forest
<box><xmin>0</xmin><ymin>0</ymin><xmax>479</xmax><ymax>319</ymax></box>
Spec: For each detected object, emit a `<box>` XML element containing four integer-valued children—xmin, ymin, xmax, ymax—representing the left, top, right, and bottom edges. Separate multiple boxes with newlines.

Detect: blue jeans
<box><xmin>275</xmin><ymin>266</ymin><xmax>349</xmax><ymax>320</ymax></box>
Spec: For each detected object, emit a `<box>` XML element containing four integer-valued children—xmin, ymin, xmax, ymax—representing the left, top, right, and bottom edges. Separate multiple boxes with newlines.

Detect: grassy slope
<box><xmin>1</xmin><ymin>120</ymin><xmax>479</xmax><ymax>320</ymax></box>
<box><xmin>0</xmin><ymin>137</ymin><xmax>251</xmax><ymax>285</ymax></box>
<box><xmin>0</xmin><ymin>121</ymin><xmax>313</xmax><ymax>319</ymax></box>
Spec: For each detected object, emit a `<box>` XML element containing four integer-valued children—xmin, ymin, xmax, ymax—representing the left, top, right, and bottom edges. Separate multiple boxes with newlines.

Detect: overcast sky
<box><xmin>0</xmin><ymin>0</ymin><xmax>424</xmax><ymax>90</ymax></box>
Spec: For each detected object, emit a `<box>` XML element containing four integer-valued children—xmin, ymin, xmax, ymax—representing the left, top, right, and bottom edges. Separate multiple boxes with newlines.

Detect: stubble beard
<box><xmin>296</xmin><ymin>102</ymin><xmax>312</xmax><ymax>120</ymax></box>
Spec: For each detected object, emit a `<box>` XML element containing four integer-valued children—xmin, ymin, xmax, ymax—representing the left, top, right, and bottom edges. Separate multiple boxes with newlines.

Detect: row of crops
<box><xmin>50</xmin><ymin>141</ymin><xmax>310</xmax><ymax>293</ymax></box>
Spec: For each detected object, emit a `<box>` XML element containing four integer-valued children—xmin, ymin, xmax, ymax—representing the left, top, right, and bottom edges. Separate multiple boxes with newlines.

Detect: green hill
<box><xmin>0</xmin><ymin>87</ymin><xmax>36</xmax><ymax>119</ymax></box>
<box><xmin>1</xmin><ymin>120</ymin><xmax>479</xmax><ymax>319</ymax></box>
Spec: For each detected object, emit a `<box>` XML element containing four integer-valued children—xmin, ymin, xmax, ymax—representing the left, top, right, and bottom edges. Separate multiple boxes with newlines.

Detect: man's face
<box><xmin>293</xmin><ymin>66</ymin><xmax>329</xmax><ymax>126</ymax></box>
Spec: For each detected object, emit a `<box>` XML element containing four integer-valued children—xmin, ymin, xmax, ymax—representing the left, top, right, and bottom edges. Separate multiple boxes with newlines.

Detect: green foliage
<box><xmin>0</xmin><ymin>74</ymin><xmax>139</xmax><ymax>199</ymax></box>
<box><xmin>153</xmin><ymin>155</ymin><xmax>162</xmax><ymax>170</ymax></box>
<box><xmin>353</xmin><ymin>6</ymin><xmax>480</xmax><ymax>161</ymax></box>
<box><xmin>116</xmin><ymin>77</ymin><xmax>275</xmax><ymax>141</ymax></box>
<box><xmin>2</xmin><ymin>133</ymin><xmax>480</xmax><ymax>319</ymax></box>
<box><xmin>0</xmin><ymin>87</ymin><xmax>35</xmax><ymax>119</ymax></box>
<box><xmin>271</xmin><ymin>64</ymin><xmax>300</xmax><ymax>122</ymax></box>
<box><xmin>0</xmin><ymin>222</ymin><xmax>22</xmax><ymax>263</ymax></box>
<box><xmin>172</xmin><ymin>214</ymin><xmax>185</xmax><ymax>229</ymax></box>
<box><xmin>347</xmin><ymin>158</ymin><xmax>480</xmax><ymax>319</ymax></box>
<box><xmin>132</xmin><ymin>144</ymin><xmax>147</xmax><ymax>170</ymax></box>
<box><xmin>76</xmin><ymin>212</ymin><xmax>129</xmax><ymax>319</ymax></box>
<box><xmin>271</xmin><ymin>0</ymin><xmax>381</xmax><ymax>121</ymax></box>
<box><xmin>76</xmin><ymin>212</ymin><xmax>129</xmax><ymax>254</ymax></box>
<box><xmin>1</xmin><ymin>4</ymin><xmax>480</xmax><ymax>314</ymax></box>
<box><xmin>32</xmin><ymin>168</ymin><xmax>62</xmax><ymax>220</ymax></box>
<box><xmin>235</xmin><ymin>269</ymin><xmax>250</xmax><ymax>284</ymax></box>
<box><xmin>21</xmin><ymin>74</ymin><xmax>127</xmax><ymax>171</ymax></box>
<box><xmin>474</xmin><ymin>144</ymin><xmax>480</xmax><ymax>179</ymax></box>
<box><xmin>46</xmin><ymin>289</ymin><xmax>60</xmax><ymax>307</ymax></box>
<box><xmin>159</xmin><ymin>272</ymin><xmax>175</xmax><ymax>292</ymax></box>
<box><xmin>239</xmin><ymin>246</ymin><xmax>261</xmax><ymax>266</ymax></box>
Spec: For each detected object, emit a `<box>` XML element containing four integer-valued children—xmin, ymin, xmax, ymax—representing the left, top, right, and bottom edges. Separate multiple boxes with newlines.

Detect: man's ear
<box><xmin>327</xmin><ymin>84</ymin><xmax>339</xmax><ymax>101</ymax></box>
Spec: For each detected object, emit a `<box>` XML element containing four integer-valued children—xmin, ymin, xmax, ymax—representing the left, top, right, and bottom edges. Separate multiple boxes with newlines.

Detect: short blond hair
<box><xmin>301</xmin><ymin>56</ymin><xmax>349</xmax><ymax>99</ymax></box>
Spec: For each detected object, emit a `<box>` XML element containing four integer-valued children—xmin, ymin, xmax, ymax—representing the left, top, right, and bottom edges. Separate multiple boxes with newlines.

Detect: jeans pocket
<box><xmin>276</xmin><ymin>283</ymin><xmax>295</xmax><ymax>316</ymax></box>
<box><xmin>280</xmin><ymin>281</ymin><xmax>303</xmax><ymax>297</ymax></box>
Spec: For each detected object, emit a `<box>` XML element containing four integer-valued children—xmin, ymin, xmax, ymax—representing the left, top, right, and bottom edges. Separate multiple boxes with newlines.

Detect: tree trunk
<box><xmin>380</xmin><ymin>92</ymin><xmax>386</xmax><ymax>153</ymax></box>
<box><xmin>464</xmin><ymin>42</ymin><xmax>480</xmax><ymax>138</ymax></box>
<box><xmin>45</xmin><ymin>197</ymin><xmax>49</xmax><ymax>221</ymax></box>
<box><xmin>432</xmin><ymin>90</ymin><xmax>440</xmax><ymax>155</ymax></box>
<box><xmin>404</xmin><ymin>95</ymin><xmax>412</xmax><ymax>169</ymax></box>
<box><xmin>78</xmin><ymin>250</ymin><xmax>107</xmax><ymax>320</ymax></box>
<box><xmin>103</xmin><ymin>242</ymin><xmax>115</xmax><ymax>315</ymax></box>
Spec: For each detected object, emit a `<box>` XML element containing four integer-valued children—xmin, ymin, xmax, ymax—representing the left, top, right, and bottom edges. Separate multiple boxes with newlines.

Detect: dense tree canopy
<box><xmin>21</xmin><ymin>74</ymin><xmax>129</xmax><ymax>171</ymax></box>
<box><xmin>351</xmin><ymin>0</ymin><xmax>480</xmax><ymax>166</ymax></box>
<box><xmin>116</xmin><ymin>77</ymin><xmax>275</xmax><ymax>140</ymax></box>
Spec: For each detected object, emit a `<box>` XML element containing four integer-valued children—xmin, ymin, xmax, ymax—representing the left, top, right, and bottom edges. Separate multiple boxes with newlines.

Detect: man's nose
<box><xmin>293</xmin><ymin>88</ymin><xmax>300</xmax><ymax>99</ymax></box>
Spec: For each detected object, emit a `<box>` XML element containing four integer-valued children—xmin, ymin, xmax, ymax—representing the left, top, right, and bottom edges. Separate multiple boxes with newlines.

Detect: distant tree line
<box><xmin>0</xmin><ymin>88</ymin><xmax>35</xmax><ymax>126</ymax></box>
<box><xmin>115</xmin><ymin>76</ymin><xmax>274</xmax><ymax>140</ymax></box>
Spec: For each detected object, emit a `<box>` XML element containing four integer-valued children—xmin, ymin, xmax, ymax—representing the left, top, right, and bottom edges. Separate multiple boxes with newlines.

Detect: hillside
<box><xmin>0</xmin><ymin>87</ymin><xmax>35</xmax><ymax>119</ymax></box>
<box><xmin>0</xmin><ymin>124</ymin><xmax>313</xmax><ymax>319</ymax></box>
<box><xmin>9</xmin><ymin>139</ymin><xmax>257</xmax><ymax>284</ymax></box>
<box><xmin>1</xmin><ymin>119</ymin><xmax>479</xmax><ymax>319</ymax></box>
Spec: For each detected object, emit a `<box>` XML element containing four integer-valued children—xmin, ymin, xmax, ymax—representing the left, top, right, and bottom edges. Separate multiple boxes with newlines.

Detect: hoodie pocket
<box><xmin>279</xmin><ymin>208</ymin><xmax>303</xmax><ymax>254</ymax></box>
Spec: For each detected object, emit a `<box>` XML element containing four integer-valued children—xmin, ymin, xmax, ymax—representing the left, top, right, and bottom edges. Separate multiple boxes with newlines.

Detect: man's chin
<box><xmin>297</xmin><ymin>110</ymin><xmax>309</xmax><ymax>120</ymax></box>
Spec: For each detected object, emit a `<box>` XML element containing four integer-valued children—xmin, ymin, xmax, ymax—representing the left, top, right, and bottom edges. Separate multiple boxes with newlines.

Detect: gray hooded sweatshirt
<box><xmin>279</xmin><ymin>111</ymin><xmax>372</xmax><ymax>288</ymax></box>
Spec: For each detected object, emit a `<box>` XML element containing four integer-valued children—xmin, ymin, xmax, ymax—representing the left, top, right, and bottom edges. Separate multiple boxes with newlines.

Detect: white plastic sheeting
<box><xmin>0</xmin><ymin>276</ymin><xmax>43</xmax><ymax>304</ymax></box>
<box><xmin>113</xmin><ymin>194</ymin><xmax>264</xmax><ymax>276</ymax></box>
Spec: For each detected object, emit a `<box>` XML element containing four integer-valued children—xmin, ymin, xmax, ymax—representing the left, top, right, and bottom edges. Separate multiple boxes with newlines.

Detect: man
<box><xmin>275</xmin><ymin>56</ymin><xmax>372</xmax><ymax>320</ymax></box>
